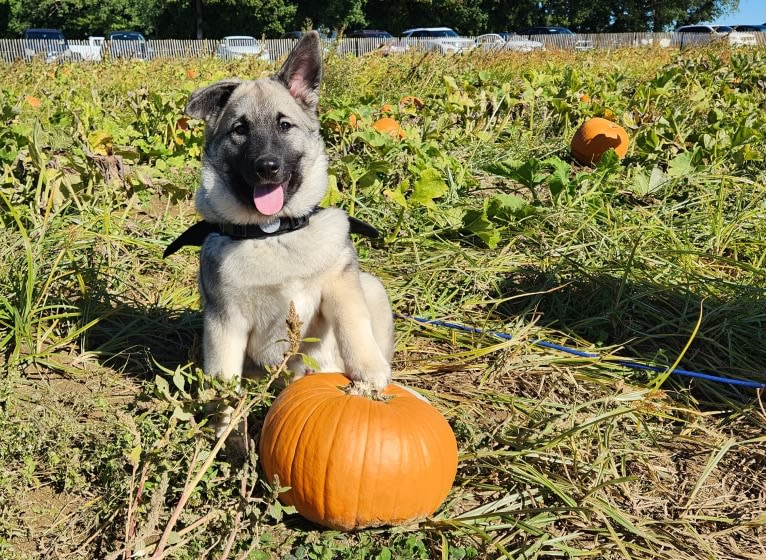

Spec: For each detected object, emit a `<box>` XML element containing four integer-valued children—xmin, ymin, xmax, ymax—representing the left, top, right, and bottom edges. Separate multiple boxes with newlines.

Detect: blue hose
<box><xmin>396</xmin><ymin>314</ymin><xmax>766</xmax><ymax>390</ymax></box>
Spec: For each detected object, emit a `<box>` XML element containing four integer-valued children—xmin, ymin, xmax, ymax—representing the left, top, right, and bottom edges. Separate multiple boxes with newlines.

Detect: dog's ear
<box><xmin>186</xmin><ymin>79</ymin><xmax>242</xmax><ymax>125</ymax></box>
<box><xmin>275</xmin><ymin>31</ymin><xmax>322</xmax><ymax>111</ymax></box>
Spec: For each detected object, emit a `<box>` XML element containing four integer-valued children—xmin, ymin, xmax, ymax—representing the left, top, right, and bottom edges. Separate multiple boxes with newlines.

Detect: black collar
<box><xmin>163</xmin><ymin>208</ymin><xmax>380</xmax><ymax>258</ymax></box>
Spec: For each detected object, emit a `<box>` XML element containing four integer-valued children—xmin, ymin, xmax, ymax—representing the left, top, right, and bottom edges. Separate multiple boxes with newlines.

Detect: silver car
<box><xmin>674</xmin><ymin>25</ymin><xmax>756</xmax><ymax>48</ymax></box>
<box><xmin>476</xmin><ymin>33</ymin><xmax>544</xmax><ymax>52</ymax></box>
<box><xmin>401</xmin><ymin>27</ymin><xmax>475</xmax><ymax>54</ymax></box>
<box><xmin>216</xmin><ymin>35</ymin><xmax>270</xmax><ymax>61</ymax></box>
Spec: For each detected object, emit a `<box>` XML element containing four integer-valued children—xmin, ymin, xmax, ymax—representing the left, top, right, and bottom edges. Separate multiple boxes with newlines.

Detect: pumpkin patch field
<box><xmin>1</xmin><ymin>45</ymin><xmax>766</xmax><ymax>559</ymax></box>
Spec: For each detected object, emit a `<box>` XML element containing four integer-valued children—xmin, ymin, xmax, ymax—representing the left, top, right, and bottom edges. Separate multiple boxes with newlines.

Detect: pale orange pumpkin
<box><xmin>571</xmin><ymin>117</ymin><xmax>629</xmax><ymax>164</ymax></box>
<box><xmin>372</xmin><ymin>117</ymin><xmax>405</xmax><ymax>138</ymax></box>
<box><xmin>399</xmin><ymin>95</ymin><xmax>425</xmax><ymax>108</ymax></box>
<box><xmin>24</xmin><ymin>95</ymin><xmax>42</xmax><ymax>108</ymax></box>
<box><xmin>259</xmin><ymin>373</ymin><xmax>458</xmax><ymax>530</ymax></box>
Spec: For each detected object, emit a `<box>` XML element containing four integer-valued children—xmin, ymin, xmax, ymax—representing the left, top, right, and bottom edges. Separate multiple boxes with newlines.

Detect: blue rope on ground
<box><xmin>395</xmin><ymin>314</ymin><xmax>766</xmax><ymax>390</ymax></box>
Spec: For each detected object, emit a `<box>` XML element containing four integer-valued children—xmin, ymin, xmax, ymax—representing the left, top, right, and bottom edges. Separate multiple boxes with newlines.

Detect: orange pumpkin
<box><xmin>25</xmin><ymin>95</ymin><xmax>42</xmax><ymax>108</ymax></box>
<box><xmin>571</xmin><ymin>117</ymin><xmax>629</xmax><ymax>165</ymax></box>
<box><xmin>380</xmin><ymin>103</ymin><xmax>394</xmax><ymax>113</ymax></box>
<box><xmin>259</xmin><ymin>373</ymin><xmax>458</xmax><ymax>530</ymax></box>
<box><xmin>399</xmin><ymin>95</ymin><xmax>424</xmax><ymax>108</ymax></box>
<box><xmin>372</xmin><ymin>117</ymin><xmax>405</xmax><ymax>138</ymax></box>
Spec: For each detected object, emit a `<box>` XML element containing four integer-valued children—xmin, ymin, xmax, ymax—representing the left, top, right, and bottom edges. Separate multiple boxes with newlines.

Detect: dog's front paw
<box><xmin>346</xmin><ymin>363</ymin><xmax>391</xmax><ymax>392</ymax></box>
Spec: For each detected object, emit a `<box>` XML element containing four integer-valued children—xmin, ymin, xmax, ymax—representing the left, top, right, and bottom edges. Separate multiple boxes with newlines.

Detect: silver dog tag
<box><xmin>260</xmin><ymin>219</ymin><xmax>281</xmax><ymax>234</ymax></box>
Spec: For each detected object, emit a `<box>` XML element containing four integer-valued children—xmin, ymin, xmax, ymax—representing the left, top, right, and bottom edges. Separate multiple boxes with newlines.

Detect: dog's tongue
<box><xmin>253</xmin><ymin>184</ymin><xmax>285</xmax><ymax>216</ymax></box>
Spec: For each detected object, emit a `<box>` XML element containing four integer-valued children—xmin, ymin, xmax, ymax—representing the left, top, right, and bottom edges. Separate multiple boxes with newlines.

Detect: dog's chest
<box><xmin>241</xmin><ymin>279</ymin><xmax>323</xmax><ymax>365</ymax></box>
<box><xmin>199</xmin><ymin>233</ymin><xmax>338</xmax><ymax>329</ymax></box>
<box><xmin>241</xmin><ymin>277</ymin><xmax>321</xmax><ymax>322</ymax></box>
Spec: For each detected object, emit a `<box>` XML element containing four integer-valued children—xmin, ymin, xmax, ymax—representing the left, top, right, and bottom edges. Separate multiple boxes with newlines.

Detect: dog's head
<box><xmin>187</xmin><ymin>31</ymin><xmax>328</xmax><ymax>224</ymax></box>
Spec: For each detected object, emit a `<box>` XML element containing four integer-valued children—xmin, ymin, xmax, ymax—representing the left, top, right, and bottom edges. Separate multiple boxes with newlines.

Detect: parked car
<box><xmin>476</xmin><ymin>33</ymin><xmax>544</xmax><ymax>52</ymax></box>
<box><xmin>733</xmin><ymin>24</ymin><xmax>766</xmax><ymax>33</ymax></box>
<box><xmin>401</xmin><ymin>27</ymin><xmax>475</xmax><ymax>54</ymax></box>
<box><xmin>216</xmin><ymin>35</ymin><xmax>269</xmax><ymax>61</ymax></box>
<box><xmin>515</xmin><ymin>26</ymin><xmax>594</xmax><ymax>50</ymax></box>
<box><xmin>69</xmin><ymin>36</ymin><xmax>105</xmax><ymax>61</ymax></box>
<box><xmin>674</xmin><ymin>25</ymin><xmax>756</xmax><ymax>47</ymax></box>
<box><xmin>346</xmin><ymin>29</ymin><xmax>393</xmax><ymax>39</ymax></box>
<box><xmin>22</xmin><ymin>28</ymin><xmax>72</xmax><ymax>63</ymax></box>
<box><xmin>720</xmin><ymin>26</ymin><xmax>756</xmax><ymax>46</ymax></box>
<box><xmin>517</xmin><ymin>26</ymin><xmax>575</xmax><ymax>35</ymax></box>
<box><xmin>342</xmin><ymin>29</ymin><xmax>407</xmax><ymax>55</ymax></box>
<box><xmin>108</xmin><ymin>31</ymin><xmax>151</xmax><ymax>60</ymax></box>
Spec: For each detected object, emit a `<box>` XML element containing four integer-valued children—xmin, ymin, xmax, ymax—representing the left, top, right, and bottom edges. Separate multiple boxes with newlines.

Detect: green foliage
<box><xmin>0</xmin><ymin>0</ymin><xmax>744</xmax><ymax>38</ymax></box>
<box><xmin>529</xmin><ymin>0</ymin><xmax>740</xmax><ymax>32</ymax></box>
<box><xmin>7</xmin><ymin>0</ymin><xmax>164</xmax><ymax>36</ymax></box>
<box><xmin>154</xmin><ymin>0</ymin><xmax>299</xmax><ymax>39</ymax></box>
<box><xmin>2</xmin><ymin>45</ymin><xmax>766</xmax><ymax>559</ymax></box>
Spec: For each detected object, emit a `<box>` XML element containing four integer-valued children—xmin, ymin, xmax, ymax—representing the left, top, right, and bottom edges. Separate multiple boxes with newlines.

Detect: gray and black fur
<box><xmin>185</xmin><ymin>31</ymin><xmax>394</xmax><ymax>436</ymax></box>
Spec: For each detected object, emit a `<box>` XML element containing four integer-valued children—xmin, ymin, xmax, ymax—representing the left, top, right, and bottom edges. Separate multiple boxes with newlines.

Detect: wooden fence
<box><xmin>1</xmin><ymin>32</ymin><xmax>764</xmax><ymax>63</ymax></box>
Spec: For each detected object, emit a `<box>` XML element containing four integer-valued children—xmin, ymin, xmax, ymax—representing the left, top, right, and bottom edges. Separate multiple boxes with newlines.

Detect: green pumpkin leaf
<box><xmin>321</xmin><ymin>173</ymin><xmax>344</xmax><ymax>206</ymax></box>
<box><xmin>667</xmin><ymin>151</ymin><xmax>697</xmax><ymax>178</ymax></box>
<box><xmin>463</xmin><ymin>207</ymin><xmax>502</xmax><ymax>248</ymax></box>
<box><xmin>411</xmin><ymin>168</ymin><xmax>447</xmax><ymax>208</ymax></box>
<box><xmin>384</xmin><ymin>179</ymin><xmax>410</xmax><ymax>208</ymax></box>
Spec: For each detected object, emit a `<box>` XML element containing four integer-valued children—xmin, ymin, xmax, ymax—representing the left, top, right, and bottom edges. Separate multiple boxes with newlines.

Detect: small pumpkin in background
<box><xmin>24</xmin><ymin>95</ymin><xmax>42</xmax><ymax>109</ymax></box>
<box><xmin>372</xmin><ymin>117</ymin><xmax>405</xmax><ymax>138</ymax></box>
<box><xmin>399</xmin><ymin>95</ymin><xmax>424</xmax><ymax>109</ymax></box>
<box><xmin>259</xmin><ymin>373</ymin><xmax>458</xmax><ymax>531</ymax></box>
<box><xmin>571</xmin><ymin>117</ymin><xmax>629</xmax><ymax>165</ymax></box>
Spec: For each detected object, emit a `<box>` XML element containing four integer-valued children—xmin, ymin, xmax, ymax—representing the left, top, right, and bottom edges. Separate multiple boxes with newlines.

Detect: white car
<box><xmin>108</xmin><ymin>31</ymin><xmax>152</xmax><ymax>60</ymax></box>
<box><xmin>401</xmin><ymin>27</ymin><xmax>475</xmax><ymax>54</ymax></box>
<box><xmin>476</xmin><ymin>33</ymin><xmax>544</xmax><ymax>52</ymax></box>
<box><xmin>216</xmin><ymin>36</ymin><xmax>270</xmax><ymax>61</ymax></box>
<box><xmin>516</xmin><ymin>26</ymin><xmax>594</xmax><ymax>50</ymax></box>
<box><xmin>674</xmin><ymin>25</ymin><xmax>756</xmax><ymax>48</ymax></box>
<box><xmin>69</xmin><ymin>36</ymin><xmax>105</xmax><ymax>61</ymax></box>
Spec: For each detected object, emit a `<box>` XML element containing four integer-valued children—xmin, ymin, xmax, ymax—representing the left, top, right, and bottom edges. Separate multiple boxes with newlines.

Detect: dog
<box><xmin>172</xmin><ymin>31</ymin><xmax>394</xmax><ymax>436</ymax></box>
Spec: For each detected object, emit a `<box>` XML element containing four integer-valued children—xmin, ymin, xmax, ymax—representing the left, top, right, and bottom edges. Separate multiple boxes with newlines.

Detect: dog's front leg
<box><xmin>321</xmin><ymin>267</ymin><xmax>391</xmax><ymax>390</ymax></box>
<box><xmin>203</xmin><ymin>311</ymin><xmax>249</xmax><ymax>437</ymax></box>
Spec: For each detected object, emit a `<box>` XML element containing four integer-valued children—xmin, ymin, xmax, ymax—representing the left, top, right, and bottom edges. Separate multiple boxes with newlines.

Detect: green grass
<box><xmin>1</xmin><ymin>45</ymin><xmax>765</xmax><ymax>558</ymax></box>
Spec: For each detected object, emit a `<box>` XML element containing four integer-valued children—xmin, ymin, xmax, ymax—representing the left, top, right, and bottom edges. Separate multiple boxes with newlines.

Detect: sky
<box><xmin>709</xmin><ymin>0</ymin><xmax>766</xmax><ymax>25</ymax></box>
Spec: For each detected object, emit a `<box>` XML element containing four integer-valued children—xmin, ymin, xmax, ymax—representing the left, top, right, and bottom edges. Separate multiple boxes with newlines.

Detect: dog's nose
<box><xmin>255</xmin><ymin>157</ymin><xmax>281</xmax><ymax>179</ymax></box>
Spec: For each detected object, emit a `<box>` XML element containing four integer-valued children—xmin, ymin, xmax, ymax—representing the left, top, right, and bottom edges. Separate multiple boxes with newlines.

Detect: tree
<box><xmin>155</xmin><ymin>0</ymin><xmax>297</xmax><ymax>38</ymax></box>
<box><xmin>366</xmin><ymin>0</ymin><xmax>489</xmax><ymax>35</ymax></box>
<box><xmin>0</xmin><ymin>0</ymin><xmax>743</xmax><ymax>38</ymax></box>
<box><xmin>6</xmin><ymin>0</ymin><xmax>164</xmax><ymax>37</ymax></box>
<box><xmin>479</xmin><ymin>0</ymin><xmax>541</xmax><ymax>33</ymax></box>
<box><xmin>294</xmin><ymin>0</ymin><xmax>366</xmax><ymax>32</ymax></box>
<box><xmin>2</xmin><ymin>0</ymin><xmax>297</xmax><ymax>38</ymax></box>
<box><xmin>531</xmin><ymin>0</ymin><xmax>741</xmax><ymax>32</ymax></box>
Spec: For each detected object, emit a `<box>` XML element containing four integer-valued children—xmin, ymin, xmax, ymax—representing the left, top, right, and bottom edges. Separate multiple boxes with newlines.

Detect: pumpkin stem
<box><xmin>344</xmin><ymin>380</ymin><xmax>391</xmax><ymax>401</ymax></box>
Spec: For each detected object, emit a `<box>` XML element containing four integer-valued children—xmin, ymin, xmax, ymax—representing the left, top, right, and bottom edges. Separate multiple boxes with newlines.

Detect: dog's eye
<box><xmin>232</xmin><ymin>122</ymin><xmax>248</xmax><ymax>136</ymax></box>
<box><xmin>278</xmin><ymin>120</ymin><xmax>292</xmax><ymax>132</ymax></box>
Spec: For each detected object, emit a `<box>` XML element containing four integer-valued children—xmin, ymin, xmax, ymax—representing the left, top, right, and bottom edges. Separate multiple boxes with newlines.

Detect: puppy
<box><xmin>178</xmin><ymin>31</ymin><xmax>394</xmax><ymax>435</ymax></box>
